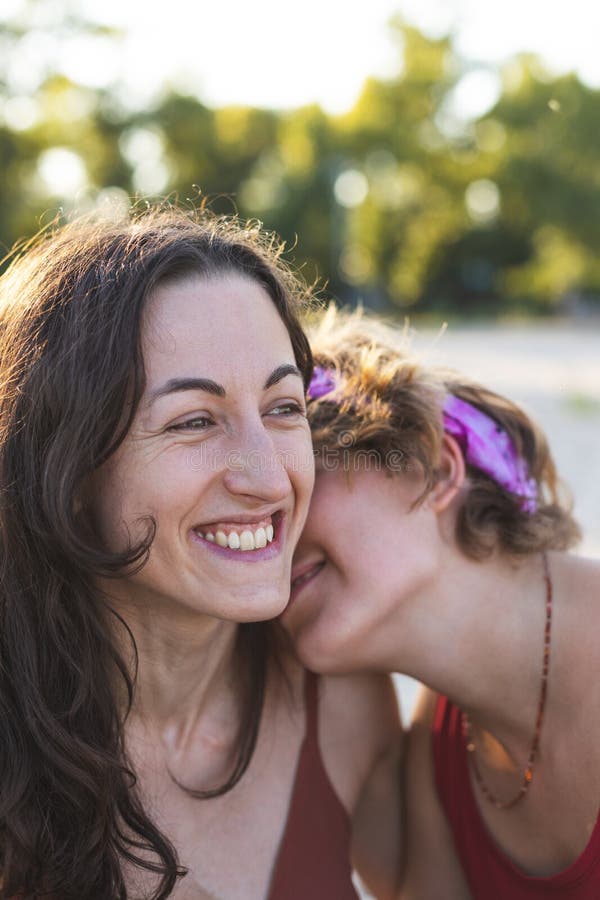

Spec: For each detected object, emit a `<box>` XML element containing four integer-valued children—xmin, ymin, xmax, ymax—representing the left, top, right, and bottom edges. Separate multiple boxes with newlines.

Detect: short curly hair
<box><xmin>307</xmin><ymin>306</ymin><xmax>580</xmax><ymax>560</ymax></box>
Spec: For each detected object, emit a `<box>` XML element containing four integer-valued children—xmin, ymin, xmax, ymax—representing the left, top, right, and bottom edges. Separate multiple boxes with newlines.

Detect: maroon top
<box><xmin>268</xmin><ymin>671</ymin><xmax>359</xmax><ymax>900</ymax></box>
<box><xmin>432</xmin><ymin>694</ymin><xmax>600</xmax><ymax>898</ymax></box>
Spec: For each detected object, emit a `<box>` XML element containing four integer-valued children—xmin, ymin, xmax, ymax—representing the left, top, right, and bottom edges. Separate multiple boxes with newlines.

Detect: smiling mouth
<box><xmin>193</xmin><ymin>510</ymin><xmax>282</xmax><ymax>552</ymax></box>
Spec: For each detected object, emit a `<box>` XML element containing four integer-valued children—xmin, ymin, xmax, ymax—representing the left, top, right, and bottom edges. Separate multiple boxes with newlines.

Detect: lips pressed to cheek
<box><xmin>288</xmin><ymin>558</ymin><xmax>326</xmax><ymax>605</ymax></box>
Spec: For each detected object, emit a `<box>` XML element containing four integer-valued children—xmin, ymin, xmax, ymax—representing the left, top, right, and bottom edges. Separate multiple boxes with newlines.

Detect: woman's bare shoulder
<box><xmin>319</xmin><ymin>673</ymin><xmax>404</xmax><ymax>900</ymax></box>
<box><xmin>400</xmin><ymin>686</ymin><xmax>472</xmax><ymax>899</ymax></box>
<box><xmin>318</xmin><ymin>672</ymin><xmax>403</xmax><ymax>780</ymax></box>
<box><xmin>312</xmin><ymin>673</ymin><xmax>403</xmax><ymax>813</ymax></box>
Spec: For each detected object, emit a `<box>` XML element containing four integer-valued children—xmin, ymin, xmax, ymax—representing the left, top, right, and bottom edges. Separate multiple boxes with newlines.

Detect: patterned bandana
<box><xmin>307</xmin><ymin>366</ymin><xmax>538</xmax><ymax>512</ymax></box>
<box><xmin>442</xmin><ymin>394</ymin><xmax>538</xmax><ymax>513</ymax></box>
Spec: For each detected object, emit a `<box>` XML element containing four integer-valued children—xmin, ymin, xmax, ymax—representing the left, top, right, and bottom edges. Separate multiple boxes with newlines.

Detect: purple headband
<box><xmin>307</xmin><ymin>366</ymin><xmax>538</xmax><ymax>513</ymax></box>
<box><xmin>442</xmin><ymin>395</ymin><xmax>537</xmax><ymax>513</ymax></box>
<box><xmin>307</xmin><ymin>366</ymin><xmax>339</xmax><ymax>400</ymax></box>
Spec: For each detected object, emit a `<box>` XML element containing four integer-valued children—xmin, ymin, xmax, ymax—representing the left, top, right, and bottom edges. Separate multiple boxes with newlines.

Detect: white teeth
<box><xmin>239</xmin><ymin>530</ymin><xmax>255</xmax><ymax>551</ymax></box>
<box><xmin>197</xmin><ymin>518</ymin><xmax>276</xmax><ymax>550</ymax></box>
<box><xmin>215</xmin><ymin>531</ymin><xmax>228</xmax><ymax>548</ymax></box>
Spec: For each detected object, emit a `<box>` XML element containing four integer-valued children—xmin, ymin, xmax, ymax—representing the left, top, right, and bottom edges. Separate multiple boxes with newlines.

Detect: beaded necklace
<box><xmin>462</xmin><ymin>552</ymin><xmax>552</xmax><ymax>810</ymax></box>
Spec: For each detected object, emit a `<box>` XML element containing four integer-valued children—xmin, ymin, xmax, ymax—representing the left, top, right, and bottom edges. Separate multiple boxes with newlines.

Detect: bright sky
<box><xmin>5</xmin><ymin>0</ymin><xmax>600</xmax><ymax>114</ymax></box>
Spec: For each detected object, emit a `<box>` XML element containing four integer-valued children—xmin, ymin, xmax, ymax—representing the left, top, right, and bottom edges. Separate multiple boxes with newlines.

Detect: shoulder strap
<box><xmin>303</xmin><ymin>669</ymin><xmax>319</xmax><ymax>744</ymax></box>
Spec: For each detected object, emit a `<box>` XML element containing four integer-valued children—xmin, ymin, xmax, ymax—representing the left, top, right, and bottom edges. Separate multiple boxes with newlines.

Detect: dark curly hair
<box><xmin>307</xmin><ymin>306</ymin><xmax>580</xmax><ymax>560</ymax></box>
<box><xmin>0</xmin><ymin>206</ymin><xmax>313</xmax><ymax>898</ymax></box>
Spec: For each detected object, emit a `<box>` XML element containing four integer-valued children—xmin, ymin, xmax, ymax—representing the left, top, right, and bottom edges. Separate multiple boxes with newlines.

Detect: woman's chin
<box><xmin>227</xmin><ymin>592</ymin><xmax>291</xmax><ymax>624</ymax></box>
<box><xmin>287</xmin><ymin>620</ymin><xmax>355</xmax><ymax>675</ymax></box>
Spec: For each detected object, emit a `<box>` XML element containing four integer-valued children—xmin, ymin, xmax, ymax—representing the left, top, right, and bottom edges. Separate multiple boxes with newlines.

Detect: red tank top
<box><xmin>432</xmin><ymin>695</ymin><xmax>600</xmax><ymax>898</ymax></box>
<box><xmin>268</xmin><ymin>671</ymin><xmax>359</xmax><ymax>900</ymax></box>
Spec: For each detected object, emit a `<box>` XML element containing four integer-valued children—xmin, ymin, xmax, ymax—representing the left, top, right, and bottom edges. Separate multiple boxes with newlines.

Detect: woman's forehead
<box><xmin>141</xmin><ymin>274</ymin><xmax>297</xmax><ymax>387</ymax></box>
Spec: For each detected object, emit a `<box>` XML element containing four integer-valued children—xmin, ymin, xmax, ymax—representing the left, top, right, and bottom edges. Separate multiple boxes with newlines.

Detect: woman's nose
<box><xmin>221</xmin><ymin>420</ymin><xmax>291</xmax><ymax>502</ymax></box>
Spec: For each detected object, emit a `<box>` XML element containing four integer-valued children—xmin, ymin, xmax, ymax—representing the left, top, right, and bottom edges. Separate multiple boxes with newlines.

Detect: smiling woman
<box><xmin>0</xmin><ymin>209</ymin><xmax>402</xmax><ymax>899</ymax></box>
<box><xmin>90</xmin><ymin>274</ymin><xmax>313</xmax><ymax>625</ymax></box>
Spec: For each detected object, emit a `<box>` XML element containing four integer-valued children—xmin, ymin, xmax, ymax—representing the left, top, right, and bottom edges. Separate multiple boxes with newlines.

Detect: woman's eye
<box><xmin>168</xmin><ymin>416</ymin><xmax>214</xmax><ymax>432</ymax></box>
<box><xmin>268</xmin><ymin>402</ymin><xmax>306</xmax><ymax>417</ymax></box>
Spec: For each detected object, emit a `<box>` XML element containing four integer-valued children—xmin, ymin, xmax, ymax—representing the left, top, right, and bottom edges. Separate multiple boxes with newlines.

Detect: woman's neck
<box><xmin>105</xmin><ymin>588</ymin><xmax>240</xmax><ymax>738</ymax></box>
<box><xmin>387</xmin><ymin>550</ymin><xmax>552</xmax><ymax>751</ymax></box>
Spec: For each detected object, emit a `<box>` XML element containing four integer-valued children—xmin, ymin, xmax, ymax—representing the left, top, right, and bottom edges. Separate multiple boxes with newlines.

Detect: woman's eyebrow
<box><xmin>148</xmin><ymin>364</ymin><xmax>303</xmax><ymax>404</ymax></box>
<box><xmin>148</xmin><ymin>377</ymin><xmax>225</xmax><ymax>403</ymax></box>
<box><xmin>263</xmin><ymin>363</ymin><xmax>303</xmax><ymax>389</ymax></box>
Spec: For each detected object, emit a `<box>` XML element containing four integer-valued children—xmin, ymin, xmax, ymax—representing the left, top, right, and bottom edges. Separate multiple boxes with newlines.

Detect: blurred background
<box><xmin>1</xmin><ymin>0</ymin><xmax>598</xmax><ymax>565</ymax></box>
<box><xmin>1</xmin><ymin>15</ymin><xmax>598</xmax><ymax>888</ymax></box>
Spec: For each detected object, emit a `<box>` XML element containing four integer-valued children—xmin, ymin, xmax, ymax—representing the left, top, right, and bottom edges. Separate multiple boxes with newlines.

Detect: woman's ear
<box><xmin>427</xmin><ymin>433</ymin><xmax>466</xmax><ymax>513</ymax></box>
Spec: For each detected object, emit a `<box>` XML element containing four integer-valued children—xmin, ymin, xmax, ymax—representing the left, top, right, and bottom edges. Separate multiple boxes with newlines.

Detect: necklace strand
<box><xmin>462</xmin><ymin>552</ymin><xmax>552</xmax><ymax>810</ymax></box>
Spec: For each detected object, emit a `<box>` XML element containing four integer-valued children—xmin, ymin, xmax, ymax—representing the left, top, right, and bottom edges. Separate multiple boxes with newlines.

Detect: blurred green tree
<box><xmin>1</xmin><ymin>7</ymin><xmax>599</xmax><ymax>315</ymax></box>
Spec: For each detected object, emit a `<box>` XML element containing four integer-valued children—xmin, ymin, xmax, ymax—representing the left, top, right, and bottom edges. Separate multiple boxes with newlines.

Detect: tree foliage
<box><xmin>2</xmin><ymin>8</ymin><xmax>600</xmax><ymax>315</ymax></box>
